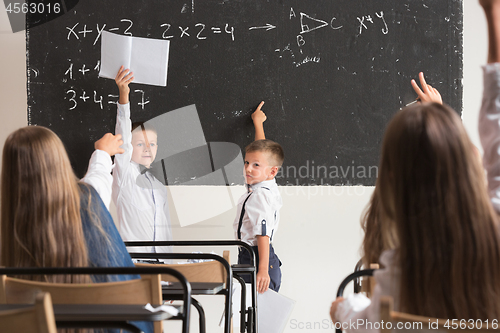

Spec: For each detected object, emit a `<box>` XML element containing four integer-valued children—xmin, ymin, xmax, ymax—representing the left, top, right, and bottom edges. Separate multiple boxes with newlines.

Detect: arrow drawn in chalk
<box><xmin>249</xmin><ymin>24</ymin><xmax>276</xmax><ymax>31</ymax></box>
<box><xmin>300</xmin><ymin>13</ymin><xmax>328</xmax><ymax>34</ymax></box>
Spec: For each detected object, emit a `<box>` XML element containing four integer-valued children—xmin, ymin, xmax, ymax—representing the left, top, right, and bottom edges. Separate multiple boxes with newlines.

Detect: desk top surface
<box><xmin>0</xmin><ymin>304</ymin><xmax>177</xmax><ymax>322</ymax></box>
<box><xmin>163</xmin><ymin>282</ymin><xmax>224</xmax><ymax>295</ymax></box>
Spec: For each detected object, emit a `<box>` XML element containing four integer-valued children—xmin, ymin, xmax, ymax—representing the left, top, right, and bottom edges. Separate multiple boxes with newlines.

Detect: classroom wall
<box><xmin>0</xmin><ymin>2</ymin><xmax>486</xmax><ymax>332</ymax></box>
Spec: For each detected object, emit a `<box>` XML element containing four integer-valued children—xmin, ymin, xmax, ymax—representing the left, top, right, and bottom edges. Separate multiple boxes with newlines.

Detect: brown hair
<box><xmin>373</xmin><ymin>103</ymin><xmax>500</xmax><ymax>320</ymax></box>
<box><xmin>246</xmin><ymin>139</ymin><xmax>284</xmax><ymax>167</ymax></box>
<box><xmin>360</xmin><ymin>187</ymin><xmax>385</xmax><ymax>267</ymax></box>
<box><xmin>1</xmin><ymin>126</ymin><xmax>97</xmax><ymax>283</ymax></box>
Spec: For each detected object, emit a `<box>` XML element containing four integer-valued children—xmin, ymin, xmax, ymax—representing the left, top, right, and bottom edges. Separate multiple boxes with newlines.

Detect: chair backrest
<box><xmin>0</xmin><ymin>292</ymin><xmax>57</xmax><ymax>333</ymax></box>
<box><xmin>360</xmin><ymin>263</ymin><xmax>379</xmax><ymax>297</ymax></box>
<box><xmin>0</xmin><ymin>274</ymin><xmax>162</xmax><ymax>333</ymax></box>
<box><xmin>136</xmin><ymin>250</ymin><xmax>231</xmax><ymax>284</ymax></box>
<box><xmin>380</xmin><ymin>296</ymin><xmax>500</xmax><ymax>333</ymax></box>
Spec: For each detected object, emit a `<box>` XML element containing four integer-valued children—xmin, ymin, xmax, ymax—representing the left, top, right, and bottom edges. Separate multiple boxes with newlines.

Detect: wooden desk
<box><xmin>126</xmin><ymin>240</ymin><xmax>257</xmax><ymax>333</ymax></box>
<box><xmin>163</xmin><ymin>282</ymin><xmax>224</xmax><ymax>296</ymax></box>
<box><xmin>162</xmin><ymin>282</ymin><xmax>225</xmax><ymax>333</ymax></box>
<box><xmin>0</xmin><ymin>266</ymin><xmax>192</xmax><ymax>333</ymax></box>
<box><xmin>0</xmin><ymin>304</ymin><xmax>178</xmax><ymax>333</ymax></box>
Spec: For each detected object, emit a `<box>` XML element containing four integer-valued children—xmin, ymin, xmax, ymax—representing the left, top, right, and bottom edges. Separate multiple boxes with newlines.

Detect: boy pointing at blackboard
<box><xmin>112</xmin><ymin>66</ymin><xmax>172</xmax><ymax>255</ymax></box>
<box><xmin>234</xmin><ymin>102</ymin><xmax>284</xmax><ymax>293</ymax></box>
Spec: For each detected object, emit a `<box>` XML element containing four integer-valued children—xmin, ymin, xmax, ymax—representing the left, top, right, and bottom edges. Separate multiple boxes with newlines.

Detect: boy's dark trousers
<box><xmin>238</xmin><ymin>244</ymin><xmax>282</xmax><ymax>292</ymax></box>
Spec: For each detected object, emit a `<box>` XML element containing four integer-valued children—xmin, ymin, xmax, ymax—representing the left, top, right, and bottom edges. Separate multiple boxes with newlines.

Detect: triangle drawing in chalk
<box><xmin>300</xmin><ymin>13</ymin><xmax>328</xmax><ymax>34</ymax></box>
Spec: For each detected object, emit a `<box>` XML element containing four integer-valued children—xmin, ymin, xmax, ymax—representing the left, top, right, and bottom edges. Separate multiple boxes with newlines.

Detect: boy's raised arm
<box><xmin>252</xmin><ymin>101</ymin><xmax>267</xmax><ymax>141</ymax></box>
<box><xmin>116</xmin><ymin>66</ymin><xmax>134</xmax><ymax>105</ymax></box>
<box><xmin>112</xmin><ymin>66</ymin><xmax>134</xmax><ymax>183</ymax></box>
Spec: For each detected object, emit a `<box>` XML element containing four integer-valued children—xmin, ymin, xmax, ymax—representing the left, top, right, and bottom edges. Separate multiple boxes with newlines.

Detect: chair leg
<box><xmin>247</xmin><ymin>307</ymin><xmax>254</xmax><ymax>333</ymax></box>
<box><xmin>233</xmin><ymin>275</ymin><xmax>247</xmax><ymax>333</ymax></box>
<box><xmin>250</xmin><ymin>271</ymin><xmax>257</xmax><ymax>333</ymax></box>
<box><xmin>190</xmin><ymin>297</ymin><xmax>206</xmax><ymax>333</ymax></box>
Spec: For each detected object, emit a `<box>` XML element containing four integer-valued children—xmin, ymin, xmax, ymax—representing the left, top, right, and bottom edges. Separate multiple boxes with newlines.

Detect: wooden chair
<box><xmin>336</xmin><ymin>268</ymin><xmax>376</xmax><ymax>333</ymax></box>
<box><xmin>353</xmin><ymin>259</ymin><xmax>379</xmax><ymax>297</ymax></box>
<box><xmin>360</xmin><ymin>263</ymin><xmax>379</xmax><ymax>297</ymax></box>
<box><xmin>136</xmin><ymin>251</ymin><xmax>231</xmax><ymax>333</ymax></box>
<box><xmin>125</xmin><ymin>240</ymin><xmax>249</xmax><ymax>333</ymax></box>
<box><xmin>0</xmin><ymin>291</ymin><xmax>57</xmax><ymax>333</ymax></box>
<box><xmin>0</xmin><ymin>274</ymin><xmax>163</xmax><ymax>333</ymax></box>
<box><xmin>135</xmin><ymin>250</ymin><xmax>230</xmax><ymax>283</ymax></box>
<box><xmin>380</xmin><ymin>296</ymin><xmax>500</xmax><ymax>332</ymax></box>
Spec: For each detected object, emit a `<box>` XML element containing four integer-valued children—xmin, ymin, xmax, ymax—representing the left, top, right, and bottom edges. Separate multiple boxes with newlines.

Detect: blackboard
<box><xmin>26</xmin><ymin>0</ymin><xmax>463</xmax><ymax>186</ymax></box>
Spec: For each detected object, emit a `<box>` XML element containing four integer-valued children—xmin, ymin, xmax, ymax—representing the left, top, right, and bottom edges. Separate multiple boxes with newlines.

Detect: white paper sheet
<box><xmin>99</xmin><ymin>31</ymin><xmax>170</xmax><ymax>87</ymax></box>
<box><xmin>231</xmin><ymin>284</ymin><xmax>296</xmax><ymax>333</ymax></box>
<box><xmin>144</xmin><ymin>303</ymin><xmax>179</xmax><ymax>316</ymax></box>
<box><xmin>258</xmin><ymin>289</ymin><xmax>296</xmax><ymax>333</ymax></box>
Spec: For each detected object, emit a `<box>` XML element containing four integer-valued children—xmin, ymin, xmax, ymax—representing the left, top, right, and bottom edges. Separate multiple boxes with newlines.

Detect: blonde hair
<box><xmin>374</xmin><ymin>103</ymin><xmax>500</xmax><ymax>320</ymax></box>
<box><xmin>246</xmin><ymin>139</ymin><xmax>284</xmax><ymax>167</ymax></box>
<box><xmin>1</xmin><ymin>126</ymin><xmax>94</xmax><ymax>283</ymax></box>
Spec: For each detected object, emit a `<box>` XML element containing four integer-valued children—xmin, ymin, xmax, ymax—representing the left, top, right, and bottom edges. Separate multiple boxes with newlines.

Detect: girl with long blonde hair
<box><xmin>1</xmin><ymin>126</ymin><xmax>153</xmax><ymax>333</ymax></box>
<box><xmin>0</xmin><ymin>126</ymin><xmax>137</xmax><ymax>284</ymax></box>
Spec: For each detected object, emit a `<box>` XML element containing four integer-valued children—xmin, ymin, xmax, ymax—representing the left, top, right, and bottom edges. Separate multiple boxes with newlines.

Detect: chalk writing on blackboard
<box><xmin>59</xmin><ymin>7</ymin><xmax>390</xmax><ymax>111</ymax></box>
<box><xmin>26</xmin><ymin>0</ymin><xmax>463</xmax><ymax>185</ymax></box>
<box><xmin>249</xmin><ymin>24</ymin><xmax>276</xmax><ymax>31</ymax></box>
<box><xmin>357</xmin><ymin>11</ymin><xmax>388</xmax><ymax>35</ymax></box>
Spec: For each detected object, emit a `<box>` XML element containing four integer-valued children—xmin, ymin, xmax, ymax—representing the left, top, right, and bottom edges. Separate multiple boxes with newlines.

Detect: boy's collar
<box><xmin>131</xmin><ymin>160</ymin><xmax>141</xmax><ymax>170</ymax></box>
<box><xmin>131</xmin><ymin>160</ymin><xmax>150</xmax><ymax>174</ymax></box>
<box><xmin>248</xmin><ymin>178</ymin><xmax>276</xmax><ymax>190</ymax></box>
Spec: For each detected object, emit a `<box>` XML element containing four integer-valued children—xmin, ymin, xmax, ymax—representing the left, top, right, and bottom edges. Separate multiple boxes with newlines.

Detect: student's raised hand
<box><xmin>115</xmin><ymin>66</ymin><xmax>134</xmax><ymax>104</ymax></box>
<box><xmin>95</xmin><ymin>133</ymin><xmax>125</xmax><ymax>156</ymax></box>
<box><xmin>411</xmin><ymin>72</ymin><xmax>443</xmax><ymax>104</ymax></box>
<box><xmin>256</xmin><ymin>270</ymin><xmax>270</xmax><ymax>294</ymax></box>
<box><xmin>330</xmin><ymin>297</ymin><xmax>345</xmax><ymax>323</ymax></box>
<box><xmin>252</xmin><ymin>101</ymin><xmax>267</xmax><ymax>125</ymax></box>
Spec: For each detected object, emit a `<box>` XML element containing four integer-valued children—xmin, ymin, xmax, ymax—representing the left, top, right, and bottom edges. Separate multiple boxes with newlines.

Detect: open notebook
<box><xmin>99</xmin><ymin>31</ymin><xmax>170</xmax><ymax>86</ymax></box>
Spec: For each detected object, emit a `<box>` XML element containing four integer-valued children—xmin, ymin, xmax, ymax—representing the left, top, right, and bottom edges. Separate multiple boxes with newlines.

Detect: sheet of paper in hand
<box><xmin>99</xmin><ymin>31</ymin><xmax>170</xmax><ymax>87</ymax></box>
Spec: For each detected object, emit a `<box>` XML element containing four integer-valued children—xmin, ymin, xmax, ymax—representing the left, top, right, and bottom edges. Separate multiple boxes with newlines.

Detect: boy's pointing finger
<box><xmin>256</xmin><ymin>101</ymin><xmax>265</xmax><ymax>111</ymax></box>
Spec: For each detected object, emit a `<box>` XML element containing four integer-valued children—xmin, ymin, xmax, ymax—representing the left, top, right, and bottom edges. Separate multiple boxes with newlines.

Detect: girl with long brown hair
<box><xmin>330</xmin><ymin>1</ymin><xmax>500</xmax><ymax>326</ymax></box>
<box><xmin>0</xmin><ymin>126</ymin><xmax>152</xmax><ymax>332</ymax></box>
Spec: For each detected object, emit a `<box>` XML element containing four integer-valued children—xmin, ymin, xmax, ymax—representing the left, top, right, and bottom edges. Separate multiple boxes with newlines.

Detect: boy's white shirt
<box><xmin>233</xmin><ymin>178</ymin><xmax>282</xmax><ymax>246</ymax></box>
<box><xmin>112</xmin><ymin>102</ymin><xmax>172</xmax><ymax>254</ymax></box>
<box><xmin>81</xmin><ymin>149</ymin><xmax>114</xmax><ymax>209</ymax></box>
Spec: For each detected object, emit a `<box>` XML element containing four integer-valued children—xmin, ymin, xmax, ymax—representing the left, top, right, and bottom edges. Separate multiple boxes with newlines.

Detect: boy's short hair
<box><xmin>245</xmin><ymin>139</ymin><xmax>284</xmax><ymax>167</ymax></box>
<box><xmin>132</xmin><ymin>122</ymin><xmax>157</xmax><ymax>134</ymax></box>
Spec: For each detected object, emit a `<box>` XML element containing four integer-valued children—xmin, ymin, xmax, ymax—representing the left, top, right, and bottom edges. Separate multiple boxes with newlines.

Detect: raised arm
<box><xmin>95</xmin><ymin>133</ymin><xmax>125</xmax><ymax>156</ymax></box>
<box><xmin>116</xmin><ymin>66</ymin><xmax>133</xmax><ymax>104</ymax></box>
<box><xmin>81</xmin><ymin>133</ymin><xmax>124</xmax><ymax>208</ymax></box>
<box><xmin>252</xmin><ymin>101</ymin><xmax>267</xmax><ymax>141</ymax></box>
<box><xmin>479</xmin><ymin>0</ymin><xmax>500</xmax><ymax>213</ymax></box>
<box><xmin>480</xmin><ymin>0</ymin><xmax>500</xmax><ymax>63</ymax></box>
<box><xmin>113</xmin><ymin>66</ymin><xmax>134</xmax><ymax>183</ymax></box>
<box><xmin>410</xmin><ymin>72</ymin><xmax>443</xmax><ymax>104</ymax></box>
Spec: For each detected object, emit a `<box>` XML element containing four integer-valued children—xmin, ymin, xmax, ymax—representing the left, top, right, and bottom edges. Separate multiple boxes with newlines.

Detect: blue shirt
<box><xmin>79</xmin><ymin>183</ymin><xmax>152</xmax><ymax>333</ymax></box>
